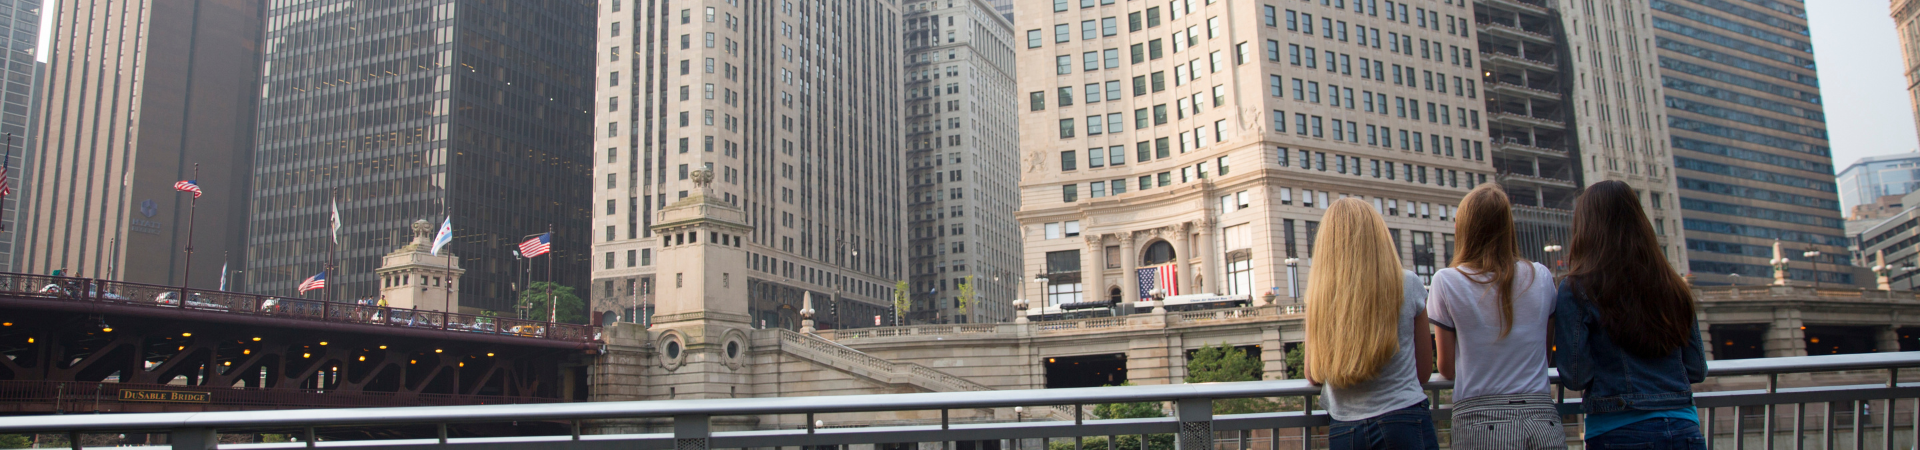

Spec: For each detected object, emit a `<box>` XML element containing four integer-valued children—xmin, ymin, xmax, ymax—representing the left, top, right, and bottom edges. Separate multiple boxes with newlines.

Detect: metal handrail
<box><xmin>5</xmin><ymin>352</ymin><xmax>1918</xmax><ymax>434</ymax></box>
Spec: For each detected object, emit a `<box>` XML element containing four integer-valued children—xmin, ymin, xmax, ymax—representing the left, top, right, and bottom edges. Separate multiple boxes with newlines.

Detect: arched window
<box><xmin>1108</xmin><ymin>286</ymin><xmax>1122</xmax><ymax>303</ymax></box>
<box><xmin>1142</xmin><ymin>240</ymin><xmax>1177</xmax><ymax>265</ymax></box>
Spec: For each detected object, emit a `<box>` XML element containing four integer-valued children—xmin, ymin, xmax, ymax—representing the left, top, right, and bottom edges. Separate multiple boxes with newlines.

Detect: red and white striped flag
<box><xmin>297</xmin><ymin>271</ymin><xmax>327</xmax><ymax>294</ymax></box>
<box><xmin>0</xmin><ymin>166</ymin><xmax>13</xmax><ymax>199</ymax></box>
<box><xmin>174</xmin><ymin>180</ymin><xmax>202</xmax><ymax>199</ymax></box>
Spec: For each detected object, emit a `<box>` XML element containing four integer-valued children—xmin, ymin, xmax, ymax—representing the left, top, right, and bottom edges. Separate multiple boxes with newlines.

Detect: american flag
<box><xmin>297</xmin><ymin>271</ymin><xmax>326</xmax><ymax>294</ymax></box>
<box><xmin>1137</xmin><ymin>263</ymin><xmax>1179</xmax><ymax>301</ymax></box>
<box><xmin>0</xmin><ymin>166</ymin><xmax>12</xmax><ymax>199</ymax></box>
<box><xmin>174</xmin><ymin>180</ymin><xmax>202</xmax><ymax>198</ymax></box>
<box><xmin>519</xmin><ymin>233</ymin><xmax>552</xmax><ymax>258</ymax></box>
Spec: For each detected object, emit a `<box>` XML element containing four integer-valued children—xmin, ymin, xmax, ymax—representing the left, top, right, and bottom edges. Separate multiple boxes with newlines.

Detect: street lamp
<box><xmin>1283</xmin><ymin>258</ymin><xmax>1301</xmax><ymax>300</ymax></box>
<box><xmin>1803</xmin><ymin>250</ymin><xmax>1822</xmax><ymax>289</ymax></box>
<box><xmin>1728</xmin><ymin>273</ymin><xmax>1741</xmax><ymax>287</ymax></box>
<box><xmin>1542</xmin><ymin>245</ymin><xmax>1564</xmax><ymax>276</ymax></box>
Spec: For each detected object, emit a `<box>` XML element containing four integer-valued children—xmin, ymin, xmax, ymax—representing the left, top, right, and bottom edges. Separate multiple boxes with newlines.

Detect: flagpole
<box><xmin>546</xmin><ymin>223</ymin><xmax>555</xmax><ymax>325</ymax></box>
<box><xmin>179</xmin><ymin>163</ymin><xmax>199</xmax><ymax>305</ymax></box>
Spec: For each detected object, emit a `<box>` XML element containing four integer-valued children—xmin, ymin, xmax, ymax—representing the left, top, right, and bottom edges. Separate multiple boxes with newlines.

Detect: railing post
<box><xmin>1174</xmin><ymin>397</ymin><xmax>1213</xmax><ymax>450</ymax></box>
<box><xmin>168</xmin><ymin>427</ymin><xmax>216</xmax><ymax>450</ymax></box>
<box><xmin>675</xmin><ymin>414</ymin><xmax>710</xmax><ymax>450</ymax></box>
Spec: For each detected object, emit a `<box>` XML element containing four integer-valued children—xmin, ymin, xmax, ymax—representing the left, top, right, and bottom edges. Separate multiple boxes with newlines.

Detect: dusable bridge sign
<box><xmin>117</xmin><ymin>389</ymin><xmax>211</xmax><ymax>404</ymax></box>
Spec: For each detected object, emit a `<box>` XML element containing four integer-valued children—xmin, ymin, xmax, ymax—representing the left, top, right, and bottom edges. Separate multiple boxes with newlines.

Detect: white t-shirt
<box><xmin>1426</xmin><ymin>261</ymin><xmax>1557</xmax><ymax>400</ymax></box>
<box><xmin>1322</xmin><ymin>271</ymin><xmax>1431</xmax><ymax>421</ymax></box>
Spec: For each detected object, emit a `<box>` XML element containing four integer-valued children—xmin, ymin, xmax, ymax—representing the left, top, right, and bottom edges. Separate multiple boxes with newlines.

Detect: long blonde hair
<box><xmin>1305</xmin><ymin>198</ymin><xmax>1405</xmax><ymax>388</ymax></box>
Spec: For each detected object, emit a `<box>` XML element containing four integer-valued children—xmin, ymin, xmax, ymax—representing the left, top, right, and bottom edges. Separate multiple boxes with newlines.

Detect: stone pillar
<box><xmin>1120</xmin><ymin>233</ymin><xmax>1140</xmax><ymax>302</ymax></box>
<box><xmin>1699</xmin><ymin>325</ymin><xmax>1714</xmax><ymax>361</ymax></box>
<box><xmin>1198</xmin><ymin>216</ymin><xmax>1221</xmax><ymax>296</ymax></box>
<box><xmin>1878</xmin><ymin>326</ymin><xmax>1902</xmax><ymax>353</ymax></box>
<box><xmin>1172</xmin><ymin>223</ymin><xmax>1192</xmax><ymax>294</ymax></box>
<box><xmin>1763</xmin><ymin>309</ymin><xmax>1807</xmax><ymax>358</ymax></box>
<box><xmin>1084</xmin><ymin>234</ymin><xmax>1106</xmax><ymax>303</ymax></box>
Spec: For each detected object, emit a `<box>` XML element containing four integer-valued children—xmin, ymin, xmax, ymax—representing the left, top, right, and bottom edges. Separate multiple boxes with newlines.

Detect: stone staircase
<box><xmin>774</xmin><ymin>329</ymin><xmax>1081</xmax><ymax>421</ymax></box>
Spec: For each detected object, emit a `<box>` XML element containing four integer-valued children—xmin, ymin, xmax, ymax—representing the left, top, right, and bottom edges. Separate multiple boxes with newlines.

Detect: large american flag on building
<box><xmin>1137</xmin><ymin>263</ymin><xmax>1179</xmax><ymax>301</ymax></box>
<box><xmin>297</xmin><ymin>271</ymin><xmax>327</xmax><ymax>294</ymax></box>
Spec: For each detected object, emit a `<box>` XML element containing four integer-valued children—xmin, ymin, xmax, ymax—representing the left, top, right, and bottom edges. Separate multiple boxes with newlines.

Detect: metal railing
<box><xmin>5</xmin><ymin>353</ymin><xmax>1920</xmax><ymax>449</ymax></box>
<box><xmin>0</xmin><ymin>273</ymin><xmax>599</xmax><ymax>344</ymax></box>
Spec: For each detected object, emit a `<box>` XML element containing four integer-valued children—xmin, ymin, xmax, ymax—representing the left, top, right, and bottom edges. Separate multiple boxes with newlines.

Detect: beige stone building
<box><xmin>593</xmin><ymin>0</ymin><xmax>907</xmax><ymax>330</ymax></box>
<box><xmin>903</xmin><ymin>0</ymin><xmax>1023</xmax><ymax>324</ymax></box>
<box><xmin>1013</xmin><ymin>0</ymin><xmax>1491</xmax><ymax>303</ymax></box>
<box><xmin>1899</xmin><ymin>0</ymin><xmax>1920</xmax><ymax>147</ymax></box>
<box><xmin>1477</xmin><ymin>0</ymin><xmax>1686</xmax><ymax>269</ymax></box>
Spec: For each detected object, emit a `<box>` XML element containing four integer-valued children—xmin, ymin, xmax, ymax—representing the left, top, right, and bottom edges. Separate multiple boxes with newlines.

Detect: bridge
<box><xmin>0</xmin><ymin>272</ymin><xmax>603</xmax><ymax>414</ymax></box>
<box><xmin>2</xmin><ymin>352</ymin><xmax>1919</xmax><ymax>449</ymax></box>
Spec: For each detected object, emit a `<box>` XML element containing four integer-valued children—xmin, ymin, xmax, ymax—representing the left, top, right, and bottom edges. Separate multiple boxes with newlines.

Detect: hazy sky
<box><xmin>1809</xmin><ymin>1</ymin><xmax>1920</xmax><ymax>171</ymax></box>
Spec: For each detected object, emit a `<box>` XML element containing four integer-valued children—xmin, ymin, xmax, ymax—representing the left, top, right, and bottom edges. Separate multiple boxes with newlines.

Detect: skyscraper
<box><xmin>593</xmin><ymin>0</ymin><xmax>906</xmax><ymax>330</ymax></box>
<box><xmin>1837</xmin><ymin>152</ymin><xmax>1920</xmax><ymax>219</ymax></box>
<box><xmin>903</xmin><ymin>0</ymin><xmax>1021</xmax><ymax>324</ymax></box>
<box><xmin>245</xmin><ymin>0</ymin><xmax>596</xmax><ymax>309</ymax></box>
<box><xmin>0</xmin><ymin>0</ymin><xmax>39</xmax><ymax>273</ymax></box>
<box><xmin>18</xmin><ymin>0</ymin><xmax>262</xmax><ymax>285</ymax></box>
<box><xmin>1017</xmin><ymin>0</ymin><xmax>1492</xmax><ymax>306</ymax></box>
<box><xmin>1476</xmin><ymin>0</ymin><xmax>1687</xmax><ymax>270</ymax></box>
<box><xmin>1651</xmin><ymin>0</ymin><xmax>1844</xmax><ymax>286</ymax></box>
<box><xmin>1896</xmin><ymin>0</ymin><xmax>1920</xmax><ymax>145</ymax></box>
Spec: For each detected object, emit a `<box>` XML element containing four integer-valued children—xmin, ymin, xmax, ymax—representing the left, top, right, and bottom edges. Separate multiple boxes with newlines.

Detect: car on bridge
<box><xmin>154</xmin><ymin>292</ymin><xmax>228</xmax><ymax>309</ymax></box>
<box><xmin>38</xmin><ymin>283</ymin><xmax>129</xmax><ymax>301</ymax></box>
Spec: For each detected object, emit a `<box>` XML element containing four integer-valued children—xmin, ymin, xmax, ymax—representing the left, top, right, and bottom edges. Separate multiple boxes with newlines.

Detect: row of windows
<box><xmin>600</xmin><ymin>249</ymin><xmax>655</xmax><ymax>269</ymax></box>
<box><xmin>1678</xmin><ymin>198</ymin><xmax>1842</xmax><ymax>230</ymax></box>
<box><xmin>1665</xmin><ymin>97</ymin><xmax>1826</xmax><ymax>139</ymax></box>
<box><xmin>1272</xmin><ymin>109</ymin><xmax>1482</xmax><ymax>159</ymax></box>
<box><xmin>1272</xmin><ymin>76</ymin><xmax>1479</xmax><ymax>126</ymax></box>
<box><xmin>1661</xmin><ymin>76</ymin><xmax>1821</xmax><ymax>122</ymax></box>
<box><xmin>1682</xmin><ymin>218</ymin><xmax>1847</xmax><ymax>247</ymax></box>
<box><xmin>1265</xmin><ymin>0</ymin><xmax>1467</xmax><ymax>33</ymax></box>
<box><xmin>1674</xmin><ymin>157</ymin><xmax>1835</xmax><ymax>193</ymax></box>
<box><xmin>1658</xmin><ymin>57</ymin><xmax>1821</xmax><ymax>106</ymax></box>
<box><xmin>1668</xmin><ymin>116</ymin><xmax>1829</xmax><ymax>157</ymax></box>
<box><xmin>1655</xmin><ymin>37</ymin><xmax>1817</xmax><ymax>89</ymax></box>
<box><xmin>1676</xmin><ymin>177</ymin><xmax>1839</xmax><ymax>211</ymax></box>
<box><xmin>1277</xmin><ymin>146</ymin><xmax>1479</xmax><ymax>188</ymax></box>
<box><xmin>1687</xmin><ymin>260</ymin><xmax>1852</xmax><ymax>285</ymax></box>
<box><xmin>1684</xmin><ymin>239</ymin><xmax>1846</xmax><ymax>265</ymax></box>
<box><xmin>1651</xmin><ymin>17</ymin><xmax>1814</xmax><ymax>70</ymax></box>
<box><xmin>1670</xmin><ymin>137</ymin><xmax>1830</xmax><ymax>175</ymax></box>
<box><xmin>1651</xmin><ymin>0</ymin><xmax>1811</xmax><ymax>53</ymax></box>
<box><xmin>1059</xmin><ymin>155</ymin><xmax>1232</xmax><ymax>202</ymax></box>
<box><xmin>1660</xmin><ymin>0</ymin><xmax>1808</xmax><ymax>36</ymax></box>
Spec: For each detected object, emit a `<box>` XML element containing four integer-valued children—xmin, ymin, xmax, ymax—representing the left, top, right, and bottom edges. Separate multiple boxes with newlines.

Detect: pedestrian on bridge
<box><xmin>1303</xmin><ymin>198</ymin><xmax>1439</xmax><ymax>450</ymax></box>
<box><xmin>1552</xmin><ymin>180</ymin><xmax>1707</xmax><ymax>449</ymax></box>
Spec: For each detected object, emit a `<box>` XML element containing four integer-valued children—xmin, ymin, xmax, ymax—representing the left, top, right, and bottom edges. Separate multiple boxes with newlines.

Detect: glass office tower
<box><xmin>247</xmin><ymin>0</ymin><xmax>595</xmax><ymax>310</ymax></box>
<box><xmin>1650</xmin><ymin>0</ymin><xmax>1846</xmax><ymax>286</ymax></box>
<box><xmin>0</xmin><ymin>0</ymin><xmax>37</xmax><ymax>272</ymax></box>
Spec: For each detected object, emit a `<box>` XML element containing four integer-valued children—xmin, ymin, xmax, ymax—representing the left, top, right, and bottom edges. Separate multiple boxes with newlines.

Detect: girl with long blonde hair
<box><xmin>1305</xmin><ymin>198</ymin><xmax>1438</xmax><ymax>450</ymax></box>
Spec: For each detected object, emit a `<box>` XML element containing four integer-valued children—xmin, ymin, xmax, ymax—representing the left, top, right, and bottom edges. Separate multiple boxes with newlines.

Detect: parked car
<box><xmin>39</xmin><ymin>283</ymin><xmax>129</xmax><ymax>300</ymax></box>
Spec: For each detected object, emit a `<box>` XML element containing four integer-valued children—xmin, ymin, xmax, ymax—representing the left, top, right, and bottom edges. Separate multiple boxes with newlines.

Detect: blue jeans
<box><xmin>1585</xmin><ymin>418</ymin><xmax>1706</xmax><ymax>450</ymax></box>
<box><xmin>1327</xmin><ymin>400</ymin><xmax>1440</xmax><ymax>450</ymax></box>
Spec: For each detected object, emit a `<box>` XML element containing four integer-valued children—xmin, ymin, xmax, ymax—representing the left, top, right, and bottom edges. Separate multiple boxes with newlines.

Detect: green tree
<box><xmin>954</xmin><ymin>275</ymin><xmax>976</xmax><ymax>314</ymax></box>
<box><xmin>1284</xmin><ymin>345</ymin><xmax>1304</xmax><ymax>380</ymax></box>
<box><xmin>893</xmin><ymin>280</ymin><xmax>911</xmax><ymax>325</ymax></box>
<box><xmin>1186</xmin><ymin>342</ymin><xmax>1279</xmax><ymax>415</ymax></box>
<box><xmin>517</xmin><ymin>281</ymin><xmax>587</xmax><ymax>324</ymax></box>
<box><xmin>0</xmin><ymin>435</ymin><xmax>29</xmax><ymax>448</ymax></box>
<box><xmin>1092</xmin><ymin>383</ymin><xmax>1165</xmax><ymax>420</ymax></box>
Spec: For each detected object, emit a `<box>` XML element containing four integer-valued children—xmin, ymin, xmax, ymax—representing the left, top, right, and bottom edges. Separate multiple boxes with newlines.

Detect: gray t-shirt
<box><xmin>1426</xmin><ymin>261</ymin><xmax>1557</xmax><ymax>400</ymax></box>
<box><xmin>1322</xmin><ymin>271</ymin><xmax>1430</xmax><ymax>421</ymax></box>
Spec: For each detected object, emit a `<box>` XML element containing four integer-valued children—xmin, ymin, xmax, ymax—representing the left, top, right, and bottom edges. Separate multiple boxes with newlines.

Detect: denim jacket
<box><xmin>1551</xmin><ymin>279</ymin><xmax>1707</xmax><ymax>415</ymax></box>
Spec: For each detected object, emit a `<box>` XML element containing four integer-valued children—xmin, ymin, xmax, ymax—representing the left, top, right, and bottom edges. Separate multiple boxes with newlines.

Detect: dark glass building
<box><xmin>1650</xmin><ymin>0</ymin><xmax>1846</xmax><ymax>286</ymax></box>
<box><xmin>0</xmin><ymin>0</ymin><xmax>38</xmax><ymax>272</ymax></box>
<box><xmin>247</xmin><ymin>0</ymin><xmax>595</xmax><ymax>310</ymax></box>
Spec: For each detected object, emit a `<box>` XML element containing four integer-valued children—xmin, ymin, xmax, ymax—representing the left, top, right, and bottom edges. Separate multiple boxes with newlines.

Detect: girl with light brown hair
<box><xmin>1429</xmin><ymin>184</ymin><xmax>1564</xmax><ymax>449</ymax></box>
<box><xmin>1305</xmin><ymin>198</ymin><xmax>1437</xmax><ymax>450</ymax></box>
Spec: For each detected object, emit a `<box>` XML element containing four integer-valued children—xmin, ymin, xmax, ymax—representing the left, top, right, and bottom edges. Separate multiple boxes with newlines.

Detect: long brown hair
<box><xmin>1452</xmin><ymin>183</ymin><xmax>1528</xmax><ymax>338</ymax></box>
<box><xmin>1565</xmin><ymin>180</ymin><xmax>1697</xmax><ymax>358</ymax></box>
<box><xmin>1305</xmin><ymin>198</ymin><xmax>1404</xmax><ymax>388</ymax></box>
